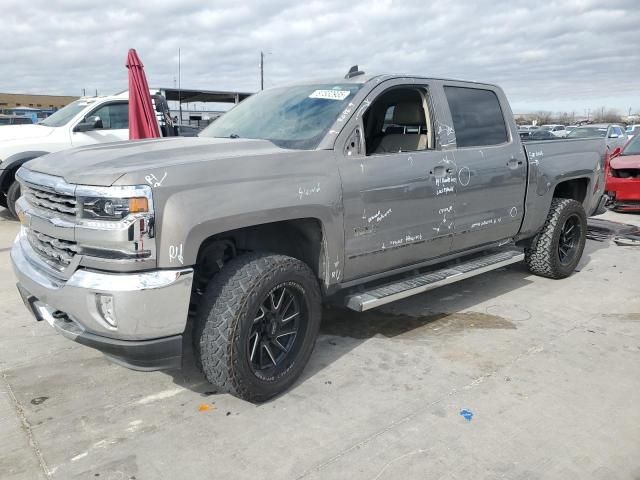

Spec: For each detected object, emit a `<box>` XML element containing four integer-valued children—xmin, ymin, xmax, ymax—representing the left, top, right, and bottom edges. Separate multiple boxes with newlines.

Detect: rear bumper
<box><xmin>11</xmin><ymin>232</ymin><xmax>194</xmax><ymax>370</ymax></box>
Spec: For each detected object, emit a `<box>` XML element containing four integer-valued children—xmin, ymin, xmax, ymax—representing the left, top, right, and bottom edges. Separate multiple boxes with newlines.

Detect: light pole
<box><xmin>260</xmin><ymin>51</ymin><xmax>264</xmax><ymax>90</ymax></box>
<box><xmin>260</xmin><ymin>51</ymin><xmax>272</xmax><ymax>91</ymax></box>
<box><xmin>178</xmin><ymin>48</ymin><xmax>182</xmax><ymax>124</ymax></box>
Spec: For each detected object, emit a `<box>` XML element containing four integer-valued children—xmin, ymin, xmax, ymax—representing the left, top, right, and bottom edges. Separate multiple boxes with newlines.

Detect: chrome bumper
<box><xmin>11</xmin><ymin>231</ymin><xmax>194</xmax><ymax>343</ymax></box>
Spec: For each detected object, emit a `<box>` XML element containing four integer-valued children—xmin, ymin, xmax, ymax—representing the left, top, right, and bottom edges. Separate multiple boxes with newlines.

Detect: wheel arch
<box><xmin>552</xmin><ymin>177</ymin><xmax>590</xmax><ymax>205</ymax></box>
<box><xmin>1</xmin><ymin>151</ymin><xmax>50</xmax><ymax>194</ymax></box>
<box><xmin>187</xmin><ymin>217</ymin><xmax>330</xmax><ymax>299</ymax></box>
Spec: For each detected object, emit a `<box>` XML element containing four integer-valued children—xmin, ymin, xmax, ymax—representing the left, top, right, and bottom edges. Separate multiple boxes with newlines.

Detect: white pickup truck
<box><xmin>0</xmin><ymin>92</ymin><xmax>165</xmax><ymax>217</ymax></box>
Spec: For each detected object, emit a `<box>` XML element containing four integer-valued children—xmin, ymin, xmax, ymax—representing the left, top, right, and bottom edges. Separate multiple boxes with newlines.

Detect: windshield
<box><xmin>567</xmin><ymin>127</ymin><xmax>607</xmax><ymax>138</ymax></box>
<box><xmin>200</xmin><ymin>83</ymin><xmax>363</xmax><ymax>149</ymax></box>
<box><xmin>541</xmin><ymin>125</ymin><xmax>553</xmax><ymax>131</ymax></box>
<box><xmin>39</xmin><ymin>100</ymin><xmax>95</xmax><ymax>127</ymax></box>
<box><xmin>622</xmin><ymin>134</ymin><xmax>640</xmax><ymax>155</ymax></box>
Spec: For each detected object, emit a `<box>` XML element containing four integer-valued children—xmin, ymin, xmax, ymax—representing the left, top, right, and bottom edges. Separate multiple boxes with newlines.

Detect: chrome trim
<box><xmin>15</xmin><ymin>168</ymin><xmax>157</xmax><ymax>273</ymax></box>
<box><xmin>345</xmin><ymin>249</ymin><xmax>524</xmax><ymax>311</ymax></box>
<box><xmin>16</xmin><ymin>167</ymin><xmax>76</xmax><ymax>196</ymax></box>
<box><xmin>11</xmin><ymin>237</ymin><xmax>194</xmax><ymax>340</ymax></box>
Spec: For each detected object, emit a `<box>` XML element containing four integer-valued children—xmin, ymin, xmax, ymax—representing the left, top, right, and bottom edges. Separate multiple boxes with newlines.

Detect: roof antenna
<box><xmin>345</xmin><ymin>65</ymin><xmax>365</xmax><ymax>79</ymax></box>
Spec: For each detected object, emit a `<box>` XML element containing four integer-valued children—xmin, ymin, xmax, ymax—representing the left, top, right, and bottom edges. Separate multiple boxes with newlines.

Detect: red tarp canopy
<box><xmin>126</xmin><ymin>49</ymin><xmax>161</xmax><ymax>140</ymax></box>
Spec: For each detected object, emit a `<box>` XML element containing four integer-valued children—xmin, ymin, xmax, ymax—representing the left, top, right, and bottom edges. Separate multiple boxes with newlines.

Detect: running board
<box><xmin>344</xmin><ymin>248</ymin><xmax>524</xmax><ymax>312</ymax></box>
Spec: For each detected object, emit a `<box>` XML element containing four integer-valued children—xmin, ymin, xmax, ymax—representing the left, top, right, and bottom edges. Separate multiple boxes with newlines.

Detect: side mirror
<box><xmin>73</xmin><ymin>116</ymin><xmax>103</xmax><ymax>132</ymax></box>
<box><xmin>609</xmin><ymin>146</ymin><xmax>622</xmax><ymax>159</ymax></box>
<box><xmin>344</xmin><ymin>127</ymin><xmax>363</xmax><ymax>157</ymax></box>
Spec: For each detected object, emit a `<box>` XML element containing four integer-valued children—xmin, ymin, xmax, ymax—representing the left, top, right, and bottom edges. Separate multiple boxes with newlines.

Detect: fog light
<box><xmin>96</xmin><ymin>294</ymin><xmax>116</xmax><ymax>327</ymax></box>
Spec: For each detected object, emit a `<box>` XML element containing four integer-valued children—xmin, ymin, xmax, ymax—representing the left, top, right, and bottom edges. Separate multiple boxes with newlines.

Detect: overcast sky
<box><xmin>1</xmin><ymin>0</ymin><xmax>639</xmax><ymax>114</ymax></box>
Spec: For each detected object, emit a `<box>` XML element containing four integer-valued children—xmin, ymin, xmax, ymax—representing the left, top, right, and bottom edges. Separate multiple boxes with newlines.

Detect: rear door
<box><xmin>71</xmin><ymin>101</ymin><xmax>130</xmax><ymax>146</ymax></box>
<box><xmin>442</xmin><ymin>84</ymin><xmax>527</xmax><ymax>252</ymax></box>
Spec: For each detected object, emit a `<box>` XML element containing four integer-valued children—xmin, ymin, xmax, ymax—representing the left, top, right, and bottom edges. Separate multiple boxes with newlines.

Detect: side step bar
<box><xmin>344</xmin><ymin>248</ymin><xmax>524</xmax><ymax>312</ymax></box>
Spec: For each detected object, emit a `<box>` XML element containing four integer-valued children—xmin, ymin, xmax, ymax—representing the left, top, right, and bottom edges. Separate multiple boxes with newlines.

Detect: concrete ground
<box><xmin>1</xmin><ymin>206</ymin><xmax>639</xmax><ymax>480</ymax></box>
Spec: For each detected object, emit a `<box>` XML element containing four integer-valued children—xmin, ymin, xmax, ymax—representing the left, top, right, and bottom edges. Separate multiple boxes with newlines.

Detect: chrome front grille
<box><xmin>27</xmin><ymin>229</ymin><xmax>80</xmax><ymax>267</ymax></box>
<box><xmin>22</xmin><ymin>184</ymin><xmax>77</xmax><ymax>216</ymax></box>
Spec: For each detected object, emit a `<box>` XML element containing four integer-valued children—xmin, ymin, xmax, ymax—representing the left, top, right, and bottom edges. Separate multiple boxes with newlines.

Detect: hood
<box><xmin>611</xmin><ymin>154</ymin><xmax>640</xmax><ymax>170</ymax></box>
<box><xmin>24</xmin><ymin>137</ymin><xmax>286</xmax><ymax>186</ymax></box>
<box><xmin>0</xmin><ymin>124</ymin><xmax>55</xmax><ymax>142</ymax></box>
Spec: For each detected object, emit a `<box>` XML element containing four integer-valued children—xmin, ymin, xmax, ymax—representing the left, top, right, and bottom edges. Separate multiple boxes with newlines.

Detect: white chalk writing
<box><xmin>169</xmin><ymin>244</ymin><xmax>184</xmax><ymax>264</ymax></box>
<box><xmin>145</xmin><ymin>172</ymin><xmax>167</xmax><ymax>187</ymax></box>
<box><xmin>297</xmin><ymin>182</ymin><xmax>321</xmax><ymax>200</ymax></box>
<box><xmin>368</xmin><ymin>209</ymin><xmax>392</xmax><ymax>223</ymax></box>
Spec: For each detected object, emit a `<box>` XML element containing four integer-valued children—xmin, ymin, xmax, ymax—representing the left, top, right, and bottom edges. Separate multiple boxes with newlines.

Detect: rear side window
<box><xmin>444</xmin><ymin>86</ymin><xmax>509</xmax><ymax>148</ymax></box>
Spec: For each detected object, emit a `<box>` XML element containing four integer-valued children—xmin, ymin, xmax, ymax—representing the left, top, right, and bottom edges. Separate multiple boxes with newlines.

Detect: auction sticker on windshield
<box><xmin>309</xmin><ymin>90</ymin><xmax>351</xmax><ymax>100</ymax></box>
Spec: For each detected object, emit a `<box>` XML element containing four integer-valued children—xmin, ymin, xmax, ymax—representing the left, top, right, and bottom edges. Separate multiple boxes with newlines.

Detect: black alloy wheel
<box><xmin>248</xmin><ymin>284</ymin><xmax>307</xmax><ymax>376</ymax></box>
<box><xmin>557</xmin><ymin>213</ymin><xmax>582</xmax><ymax>265</ymax></box>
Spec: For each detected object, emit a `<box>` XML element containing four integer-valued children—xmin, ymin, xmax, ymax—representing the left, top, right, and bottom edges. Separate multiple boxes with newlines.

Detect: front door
<box><xmin>339</xmin><ymin>83</ymin><xmax>455</xmax><ymax>281</ymax></box>
<box><xmin>70</xmin><ymin>101</ymin><xmax>130</xmax><ymax>147</ymax></box>
<box><xmin>441</xmin><ymin>85</ymin><xmax>527</xmax><ymax>251</ymax></box>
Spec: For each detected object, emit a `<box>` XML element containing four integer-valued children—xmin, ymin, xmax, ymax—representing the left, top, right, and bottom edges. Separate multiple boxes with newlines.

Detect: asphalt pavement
<box><xmin>1</xmin><ymin>207</ymin><xmax>639</xmax><ymax>480</ymax></box>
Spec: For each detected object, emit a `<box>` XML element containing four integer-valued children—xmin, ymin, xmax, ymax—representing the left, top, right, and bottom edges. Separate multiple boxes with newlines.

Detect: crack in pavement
<box><xmin>2</xmin><ymin>372</ymin><xmax>52</xmax><ymax>479</ymax></box>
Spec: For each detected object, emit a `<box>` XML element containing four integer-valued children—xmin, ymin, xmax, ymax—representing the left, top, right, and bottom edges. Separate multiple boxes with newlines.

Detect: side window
<box><xmin>89</xmin><ymin>102</ymin><xmax>129</xmax><ymax>130</ymax></box>
<box><xmin>109</xmin><ymin>103</ymin><xmax>129</xmax><ymax>129</ymax></box>
<box><xmin>444</xmin><ymin>86</ymin><xmax>508</xmax><ymax>148</ymax></box>
<box><xmin>362</xmin><ymin>86</ymin><xmax>433</xmax><ymax>155</ymax></box>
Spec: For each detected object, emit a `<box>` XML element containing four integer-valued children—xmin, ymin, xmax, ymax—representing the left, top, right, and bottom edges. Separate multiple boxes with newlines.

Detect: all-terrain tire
<box><xmin>6</xmin><ymin>180</ymin><xmax>20</xmax><ymax>219</ymax></box>
<box><xmin>525</xmin><ymin>198</ymin><xmax>587</xmax><ymax>279</ymax></box>
<box><xmin>193</xmin><ymin>252</ymin><xmax>322</xmax><ymax>402</ymax></box>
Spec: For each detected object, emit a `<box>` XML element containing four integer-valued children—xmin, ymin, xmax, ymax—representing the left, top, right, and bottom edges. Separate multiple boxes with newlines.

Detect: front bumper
<box><xmin>606</xmin><ymin>177</ymin><xmax>640</xmax><ymax>212</ymax></box>
<box><xmin>11</xmin><ymin>233</ymin><xmax>194</xmax><ymax>370</ymax></box>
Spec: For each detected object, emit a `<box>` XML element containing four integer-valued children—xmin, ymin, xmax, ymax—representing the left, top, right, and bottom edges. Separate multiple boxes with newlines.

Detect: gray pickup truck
<box><xmin>11</xmin><ymin>70</ymin><xmax>607</xmax><ymax>401</ymax></box>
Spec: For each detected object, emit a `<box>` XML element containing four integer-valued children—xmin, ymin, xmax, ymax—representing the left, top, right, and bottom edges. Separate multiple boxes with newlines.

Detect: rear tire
<box><xmin>6</xmin><ymin>180</ymin><xmax>20</xmax><ymax>219</ymax></box>
<box><xmin>194</xmin><ymin>252</ymin><xmax>322</xmax><ymax>402</ymax></box>
<box><xmin>525</xmin><ymin>198</ymin><xmax>587</xmax><ymax>279</ymax></box>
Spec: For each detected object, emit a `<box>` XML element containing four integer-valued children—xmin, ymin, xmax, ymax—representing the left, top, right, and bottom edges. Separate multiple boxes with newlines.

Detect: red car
<box><xmin>606</xmin><ymin>134</ymin><xmax>640</xmax><ymax>212</ymax></box>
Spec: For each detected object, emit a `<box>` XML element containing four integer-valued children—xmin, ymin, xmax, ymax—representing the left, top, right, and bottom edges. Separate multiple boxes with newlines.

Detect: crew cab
<box><xmin>0</xmin><ymin>91</ymin><xmax>181</xmax><ymax>218</ymax></box>
<box><xmin>11</xmin><ymin>70</ymin><xmax>608</xmax><ymax>402</ymax></box>
<box><xmin>0</xmin><ymin>93</ymin><xmax>131</xmax><ymax>217</ymax></box>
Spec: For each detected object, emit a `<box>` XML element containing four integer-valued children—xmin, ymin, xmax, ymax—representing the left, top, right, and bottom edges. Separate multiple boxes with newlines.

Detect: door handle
<box><xmin>431</xmin><ymin>166</ymin><xmax>454</xmax><ymax>177</ymax></box>
<box><xmin>507</xmin><ymin>159</ymin><xmax>523</xmax><ymax>169</ymax></box>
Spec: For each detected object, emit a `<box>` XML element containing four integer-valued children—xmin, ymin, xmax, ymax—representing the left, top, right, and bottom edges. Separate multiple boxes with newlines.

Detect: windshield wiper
<box><xmin>229</xmin><ymin>133</ymin><xmax>240</xmax><ymax>139</ymax></box>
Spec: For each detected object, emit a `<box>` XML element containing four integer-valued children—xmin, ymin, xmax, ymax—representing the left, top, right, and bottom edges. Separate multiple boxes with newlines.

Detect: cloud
<box><xmin>1</xmin><ymin>0</ymin><xmax>638</xmax><ymax>112</ymax></box>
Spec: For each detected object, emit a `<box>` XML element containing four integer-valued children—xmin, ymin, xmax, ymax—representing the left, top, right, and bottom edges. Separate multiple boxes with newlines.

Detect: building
<box><xmin>0</xmin><ymin>92</ymin><xmax>79</xmax><ymax>111</ymax></box>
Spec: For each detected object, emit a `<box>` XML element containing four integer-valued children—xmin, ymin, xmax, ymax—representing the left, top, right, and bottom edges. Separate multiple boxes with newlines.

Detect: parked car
<box><xmin>522</xmin><ymin>129</ymin><xmax>557</xmax><ymax>141</ymax></box>
<box><xmin>0</xmin><ymin>114</ymin><xmax>33</xmax><ymax>126</ymax></box>
<box><xmin>625</xmin><ymin>125</ymin><xmax>640</xmax><ymax>139</ymax></box>
<box><xmin>11</xmin><ymin>71</ymin><xmax>608</xmax><ymax>402</ymax></box>
<box><xmin>605</xmin><ymin>134</ymin><xmax>640</xmax><ymax>212</ymax></box>
<box><xmin>566</xmin><ymin>123</ymin><xmax>628</xmax><ymax>152</ymax></box>
<box><xmin>174</xmin><ymin>124</ymin><xmax>201</xmax><ymax>137</ymax></box>
<box><xmin>541</xmin><ymin>124</ymin><xmax>568</xmax><ymax>138</ymax></box>
<box><xmin>0</xmin><ymin>92</ymin><xmax>181</xmax><ymax>218</ymax></box>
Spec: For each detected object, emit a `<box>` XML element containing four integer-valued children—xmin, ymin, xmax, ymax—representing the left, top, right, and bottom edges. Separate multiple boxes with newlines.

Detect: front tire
<box><xmin>525</xmin><ymin>198</ymin><xmax>587</xmax><ymax>279</ymax></box>
<box><xmin>6</xmin><ymin>180</ymin><xmax>20</xmax><ymax>219</ymax></box>
<box><xmin>194</xmin><ymin>252</ymin><xmax>322</xmax><ymax>402</ymax></box>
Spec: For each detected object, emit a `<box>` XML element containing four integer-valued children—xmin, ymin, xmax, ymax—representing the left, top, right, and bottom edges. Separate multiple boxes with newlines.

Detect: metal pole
<box><xmin>260</xmin><ymin>51</ymin><xmax>264</xmax><ymax>91</ymax></box>
<box><xmin>178</xmin><ymin>48</ymin><xmax>182</xmax><ymax>124</ymax></box>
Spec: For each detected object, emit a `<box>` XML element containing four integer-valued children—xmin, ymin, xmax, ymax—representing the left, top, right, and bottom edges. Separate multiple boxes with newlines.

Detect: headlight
<box><xmin>81</xmin><ymin>196</ymin><xmax>149</xmax><ymax>219</ymax></box>
<box><xmin>76</xmin><ymin>184</ymin><xmax>153</xmax><ymax>220</ymax></box>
